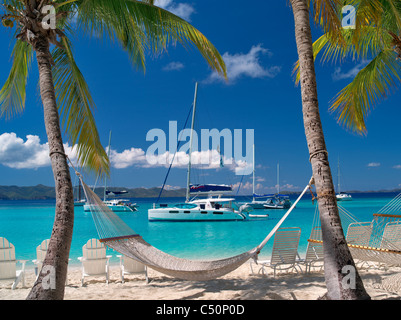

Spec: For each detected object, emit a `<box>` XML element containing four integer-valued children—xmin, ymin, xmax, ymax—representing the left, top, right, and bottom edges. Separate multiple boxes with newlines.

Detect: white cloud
<box><xmin>154</xmin><ymin>0</ymin><xmax>195</xmax><ymax>21</ymax></box>
<box><xmin>108</xmin><ymin>147</ymin><xmax>146</xmax><ymax>169</ymax></box>
<box><xmin>393</xmin><ymin>165</ymin><xmax>401</xmax><ymax>169</ymax></box>
<box><xmin>109</xmin><ymin>146</ymin><xmax>253</xmax><ymax>175</ymax></box>
<box><xmin>163</xmin><ymin>61</ymin><xmax>185</xmax><ymax>71</ymax></box>
<box><xmin>0</xmin><ymin>132</ymin><xmax>252</xmax><ymax>175</ymax></box>
<box><xmin>367</xmin><ymin>162</ymin><xmax>381</xmax><ymax>167</ymax></box>
<box><xmin>205</xmin><ymin>44</ymin><xmax>281</xmax><ymax>84</ymax></box>
<box><xmin>0</xmin><ymin>132</ymin><xmax>77</xmax><ymax>169</ymax></box>
<box><xmin>332</xmin><ymin>60</ymin><xmax>370</xmax><ymax>81</ymax></box>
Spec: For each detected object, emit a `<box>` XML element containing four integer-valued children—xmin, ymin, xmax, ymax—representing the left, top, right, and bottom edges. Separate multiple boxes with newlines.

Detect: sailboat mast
<box><xmin>252</xmin><ymin>144</ymin><xmax>255</xmax><ymax>201</ymax></box>
<box><xmin>277</xmin><ymin>163</ymin><xmax>280</xmax><ymax>194</ymax></box>
<box><xmin>186</xmin><ymin>82</ymin><xmax>198</xmax><ymax>202</ymax></box>
<box><xmin>337</xmin><ymin>156</ymin><xmax>341</xmax><ymax>194</ymax></box>
<box><xmin>104</xmin><ymin>130</ymin><xmax>112</xmax><ymax>201</ymax></box>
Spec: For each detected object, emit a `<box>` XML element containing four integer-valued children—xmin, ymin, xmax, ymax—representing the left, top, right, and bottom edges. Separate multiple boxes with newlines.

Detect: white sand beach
<box><xmin>1</xmin><ymin>262</ymin><xmax>401</xmax><ymax>300</ymax></box>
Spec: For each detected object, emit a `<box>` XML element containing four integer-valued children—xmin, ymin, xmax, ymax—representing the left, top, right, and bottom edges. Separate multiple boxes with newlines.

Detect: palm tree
<box><xmin>289</xmin><ymin>0</ymin><xmax>370</xmax><ymax>299</ymax></box>
<box><xmin>301</xmin><ymin>0</ymin><xmax>401</xmax><ymax>134</ymax></box>
<box><xmin>0</xmin><ymin>0</ymin><xmax>226</xmax><ymax>300</ymax></box>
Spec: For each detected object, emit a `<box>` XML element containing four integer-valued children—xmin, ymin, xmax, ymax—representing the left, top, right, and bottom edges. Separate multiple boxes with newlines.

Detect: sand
<box><xmin>1</xmin><ymin>261</ymin><xmax>401</xmax><ymax>300</ymax></box>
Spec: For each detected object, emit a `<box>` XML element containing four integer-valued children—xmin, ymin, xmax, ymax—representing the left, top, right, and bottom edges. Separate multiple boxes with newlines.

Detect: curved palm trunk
<box><xmin>26</xmin><ymin>35</ymin><xmax>74</xmax><ymax>300</ymax></box>
<box><xmin>289</xmin><ymin>0</ymin><xmax>370</xmax><ymax>300</ymax></box>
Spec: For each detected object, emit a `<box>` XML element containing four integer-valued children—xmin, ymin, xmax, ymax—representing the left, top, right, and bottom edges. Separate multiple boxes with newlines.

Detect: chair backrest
<box><xmin>124</xmin><ymin>256</ymin><xmax>146</xmax><ymax>273</ymax></box>
<box><xmin>346</xmin><ymin>222</ymin><xmax>372</xmax><ymax>246</ymax></box>
<box><xmin>36</xmin><ymin>239</ymin><xmax>50</xmax><ymax>262</ymax></box>
<box><xmin>380</xmin><ymin>222</ymin><xmax>401</xmax><ymax>250</ymax></box>
<box><xmin>0</xmin><ymin>237</ymin><xmax>16</xmax><ymax>280</ymax></box>
<box><xmin>305</xmin><ymin>226</ymin><xmax>323</xmax><ymax>262</ymax></box>
<box><xmin>82</xmin><ymin>239</ymin><xmax>106</xmax><ymax>260</ymax></box>
<box><xmin>81</xmin><ymin>239</ymin><xmax>107</xmax><ymax>275</ymax></box>
<box><xmin>270</xmin><ymin>227</ymin><xmax>301</xmax><ymax>265</ymax></box>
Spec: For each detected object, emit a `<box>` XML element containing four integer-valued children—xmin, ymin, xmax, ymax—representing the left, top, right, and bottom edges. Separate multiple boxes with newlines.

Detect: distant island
<box><xmin>0</xmin><ymin>184</ymin><xmax>400</xmax><ymax>200</ymax></box>
<box><xmin>0</xmin><ymin>184</ymin><xmax>186</xmax><ymax>200</ymax></box>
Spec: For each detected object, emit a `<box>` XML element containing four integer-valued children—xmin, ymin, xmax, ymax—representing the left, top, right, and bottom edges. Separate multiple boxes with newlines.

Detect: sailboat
<box><xmin>74</xmin><ymin>173</ymin><xmax>86</xmax><ymax>206</ymax></box>
<box><xmin>84</xmin><ymin>131</ymin><xmax>138</xmax><ymax>212</ymax></box>
<box><xmin>336</xmin><ymin>157</ymin><xmax>352</xmax><ymax>201</ymax></box>
<box><xmin>148</xmin><ymin>83</ymin><xmax>249</xmax><ymax>222</ymax></box>
<box><xmin>262</xmin><ymin>163</ymin><xmax>292</xmax><ymax>209</ymax></box>
<box><xmin>243</xmin><ymin>145</ymin><xmax>270</xmax><ymax>209</ymax></box>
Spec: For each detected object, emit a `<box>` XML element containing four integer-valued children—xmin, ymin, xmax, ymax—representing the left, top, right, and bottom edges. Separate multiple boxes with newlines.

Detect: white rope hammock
<box><xmin>78</xmin><ymin>172</ymin><xmax>314</xmax><ymax>281</ymax></box>
<box><xmin>309</xmin><ymin>195</ymin><xmax>401</xmax><ymax>267</ymax></box>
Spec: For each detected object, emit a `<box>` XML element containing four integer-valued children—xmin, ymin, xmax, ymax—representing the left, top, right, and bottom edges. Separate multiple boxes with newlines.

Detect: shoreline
<box><xmin>1</xmin><ymin>261</ymin><xmax>401</xmax><ymax>300</ymax></box>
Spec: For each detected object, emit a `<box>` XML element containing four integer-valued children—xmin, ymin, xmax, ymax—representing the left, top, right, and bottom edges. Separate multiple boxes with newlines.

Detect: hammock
<box><xmin>78</xmin><ymin>172</ymin><xmax>314</xmax><ymax>281</ymax></box>
<box><xmin>309</xmin><ymin>194</ymin><xmax>401</xmax><ymax>267</ymax></box>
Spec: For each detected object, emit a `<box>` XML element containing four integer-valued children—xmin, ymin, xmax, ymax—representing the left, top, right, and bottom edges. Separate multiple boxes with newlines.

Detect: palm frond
<box><xmin>74</xmin><ymin>0</ymin><xmax>226</xmax><ymax>77</ymax></box>
<box><xmin>52</xmin><ymin>37</ymin><xmax>109</xmax><ymax>176</ymax></box>
<box><xmin>0</xmin><ymin>39</ymin><xmax>33</xmax><ymax>119</ymax></box>
<box><xmin>293</xmin><ymin>24</ymin><xmax>392</xmax><ymax>85</ymax></box>
<box><xmin>310</xmin><ymin>0</ymin><xmax>345</xmax><ymax>43</ymax></box>
<box><xmin>330</xmin><ymin>49</ymin><xmax>401</xmax><ymax>134</ymax></box>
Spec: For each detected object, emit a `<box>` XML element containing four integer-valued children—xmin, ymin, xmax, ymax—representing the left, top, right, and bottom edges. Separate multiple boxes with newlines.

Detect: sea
<box><xmin>0</xmin><ymin>192</ymin><xmax>398</xmax><ymax>269</ymax></box>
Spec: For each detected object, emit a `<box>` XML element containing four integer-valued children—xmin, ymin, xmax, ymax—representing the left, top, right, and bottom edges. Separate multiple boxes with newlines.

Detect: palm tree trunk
<box><xmin>289</xmin><ymin>0</ymin><xmax>370</xmax><ymax>300</ymax></box>
<box><xmin>26</xmin><ymin>34</ymin><xmax>74</xmax><ymax>300</ymax></box>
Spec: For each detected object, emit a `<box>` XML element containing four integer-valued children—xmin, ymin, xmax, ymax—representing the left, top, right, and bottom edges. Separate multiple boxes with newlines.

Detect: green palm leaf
<box><xmin>330</xmin><ymin>49</ymin><xmax>401</xmax><ymax>134</ymax></box>
<box><xmin>0</xmin><ymin>39</ymin><xmax>33</xmax><ymax>119</ymax></box>
<box><xmin>52</xmin><ymin>37</ymin><xmax>109</xmax><ymax>176</ymax></box>
<box><xmin>74</xmin><ymin>0</ymin><xmax>226</xmax><ymax>76</ymax></box>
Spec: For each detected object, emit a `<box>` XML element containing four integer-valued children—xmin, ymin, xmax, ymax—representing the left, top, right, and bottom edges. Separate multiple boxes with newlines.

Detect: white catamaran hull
<box><xmin>148</xmin><ymin>208</ymin><xmax>246</xmax><ymax>222</ymax></box>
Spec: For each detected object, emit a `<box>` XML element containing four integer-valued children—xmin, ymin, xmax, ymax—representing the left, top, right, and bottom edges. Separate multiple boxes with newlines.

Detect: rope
<box><xmin>309</xmin><ymin>149</ymin><xmax>328</xmax><ymax>162</ymax></box>
<box><xmin>255</xmin><ymin>176</ymin><xmax>314</xmax><ymax>253</ymax></box>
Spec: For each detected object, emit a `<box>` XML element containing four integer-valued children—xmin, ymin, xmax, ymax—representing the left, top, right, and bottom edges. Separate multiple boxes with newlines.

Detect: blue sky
<box><xmin>0</xmin><ymin>0</ymin><xmax>400</xmax><ymax>193</ymax></box>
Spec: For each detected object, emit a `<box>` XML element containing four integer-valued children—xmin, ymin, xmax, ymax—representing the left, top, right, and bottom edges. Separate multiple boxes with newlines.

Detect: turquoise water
<box><xmin>0</xmin><ymin>193</ymin><xmax>396</xmax><ymax>268</ymax></box>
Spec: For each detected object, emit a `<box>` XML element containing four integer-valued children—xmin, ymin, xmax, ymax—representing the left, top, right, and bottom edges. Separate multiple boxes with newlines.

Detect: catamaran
<box><xmin>148</xmin><ymin>184</ymin><xmax>249</xmax><ymax>221</ymax></box>
<box><xmin>148</xmin><ymin>83</ymin><xmax>250</xmax><ymax>222</ymax></box>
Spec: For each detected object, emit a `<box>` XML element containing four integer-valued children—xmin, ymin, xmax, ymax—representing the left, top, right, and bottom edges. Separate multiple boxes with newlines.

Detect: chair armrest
<box><xmin>17</xmin><ymin>260</ymin><xmax>28</xmax><ymax>270</ymax></box>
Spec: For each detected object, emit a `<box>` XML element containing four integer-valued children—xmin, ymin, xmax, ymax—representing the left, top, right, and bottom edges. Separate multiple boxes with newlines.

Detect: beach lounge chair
<box><xmin>303</xmin><ymin>226</ymin><xmax>324</xmax><ymax>273</ymax></box>
<box><xmin>0</xmin><ymin>237</ymin><xmax>27</xmax><ymax>289</ymax></box>
<box><xmin>250</xmin><ymin>227</ymin><xmax>302</xmax><ymax>277</ymax></box>
<box><xmin>32</xmin><ymin>239</ymin><xmax>50</xmax><ymax>277</ymax></box>
<box><xmin>78</xmin><ymin>238</ymin><xmax>111</xmax><ymax>286</ymax></box>
<box><xmin>345</xmin><ymin>221</ymin><xmax>374</xmax><ymax>267</ymax></box>
<box><xmin>117</xmin><ymin>255</ymin><xmax>148</xmax><ymax>284</ymax></box>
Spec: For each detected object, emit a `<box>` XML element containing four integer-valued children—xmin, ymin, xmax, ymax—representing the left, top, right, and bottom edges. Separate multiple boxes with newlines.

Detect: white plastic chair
<box><xmin>0</xmin><ymin>237</ymin><xmax>27</xmax><ymax>289</ymax></box>
<box><xmin>78</xmin><ymin>238</ymin><xmax>111</xmax><ymax>286</ymax></box>
<box><xmin>250</xmin><ymin>227</ymin><xmax>302</xmax><ymax>277</ymax></box>
<box><xmin>117</xmin><ymin>255</ymin><xmax>148</xmax><ymax>284</ymax></box>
